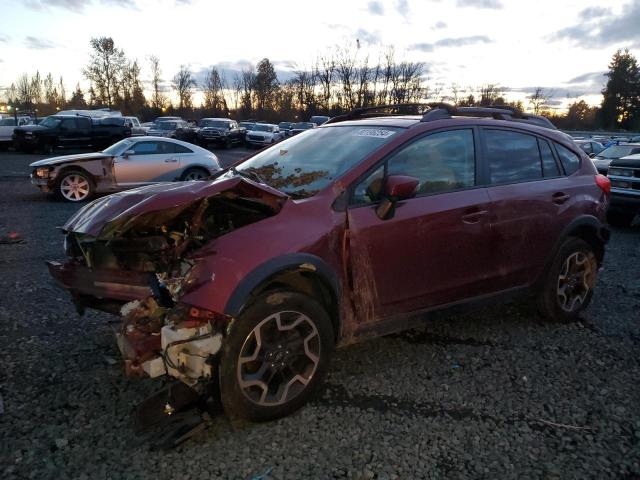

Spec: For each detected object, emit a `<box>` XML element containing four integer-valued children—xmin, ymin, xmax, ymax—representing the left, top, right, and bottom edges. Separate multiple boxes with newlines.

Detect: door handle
<box><xmin>164</xmin><ymin>158</ymin><xmax>178</xmax><ymax>163</ymax></box>
<box><xmin>461</xmin><ymin>209</ymin><xmax>488</xmax><ymax>224</ymax></box>
<box><xmin>552</xmin><ymin>192</ymin><xmax>570</xmax><ymax>205</ymax></box>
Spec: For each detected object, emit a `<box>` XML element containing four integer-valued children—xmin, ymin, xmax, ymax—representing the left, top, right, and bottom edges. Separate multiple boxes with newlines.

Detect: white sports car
<box><xmin>29</xmin><ymin>137</ymin><xmax>221</xmax><ymax>202</ymax></box>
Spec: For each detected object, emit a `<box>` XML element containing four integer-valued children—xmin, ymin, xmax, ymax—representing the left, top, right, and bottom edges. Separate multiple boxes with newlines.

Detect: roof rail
<box><xmin>324</xmin><ymin>102</ymin><xmax>557</xmax><ymax>130</ymax></box>
<box><xmin>324</xmin><ymin>103</ymin><xmax>434</xmax><ymax>124</ymax></box>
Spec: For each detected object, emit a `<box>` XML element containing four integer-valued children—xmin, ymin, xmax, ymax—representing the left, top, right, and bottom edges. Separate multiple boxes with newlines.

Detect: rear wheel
<box><xmin>220</xmin><ymin>291</ymin><xmax>334</xmax><ymax>422</ymax></box>
<box><xmin>56</xmin><ymin>170</ymin><xmax>95</xmax><ymax>202</ymax></box>
<box><xmin>538</xmin><ymin>238</ymin><xmax>598</xmax><ymax>322</ymax></box>
<box><xmin>180</xmin><ymin>167</ymin><xmax>209</xmax><ymax>181</ymax></box>
<box><xmin>607</xmin><ymin>211</ymin><xmax>635</xmax><ymax>227</ymax></box>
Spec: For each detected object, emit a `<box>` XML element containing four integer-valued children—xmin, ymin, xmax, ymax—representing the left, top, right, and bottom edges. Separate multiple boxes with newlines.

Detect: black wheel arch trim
<box><xmin>535</xmin><ymin>214</ymin><xmax>609</xmax><ymax>289</ymax></box>
<box><xmin>223</xmin><ymin>252</ymin><xmax>341</xmax><ymax>320</ymax></box>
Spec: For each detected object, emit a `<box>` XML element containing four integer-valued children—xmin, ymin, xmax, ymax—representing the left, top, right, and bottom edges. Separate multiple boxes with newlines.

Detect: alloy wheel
<box><xmin>556</xmin><ymin>251</ymin><xmax>595</xmax><ymax>312</ymax></box>
<box><xmin>183</xmin><ymin>170</ymin><xmax>207</xmax><ymax>181</ymax></box>
<box><xmin>60</xmin><ymin>174</ymin><xmax>90</xmax><ymax>201</ymax></box>
<box><xmin>237</xmin><ymin>311</ymin><xmax>321</xmax><ymax>407</ymax></box>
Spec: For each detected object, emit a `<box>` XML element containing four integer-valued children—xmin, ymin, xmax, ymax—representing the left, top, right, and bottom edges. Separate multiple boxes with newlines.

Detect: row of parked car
<box><xmin>1</xmin><ymin>109</ymin><xmax>331</xmax><ymax>152</ymax></box>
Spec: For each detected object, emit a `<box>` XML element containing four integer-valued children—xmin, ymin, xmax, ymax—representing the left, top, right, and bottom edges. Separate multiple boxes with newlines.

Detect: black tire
<box><xmin>537</xmin><ymin>237</ymin><xmax>598</xmax><ymax>323</ymax></box>
<box><xmin>219</xmin><ymin>291</ymin><xmax>335</xmax><ymax>422</ymax></box>
<box><xmin>607</xmin><ymin>211</ymin><xmax>635</xmax><ymax>227</ymax></box>
<box><xmin>224</xmin><ymin>137</ymin><xmax>233</xmax><ymax>149</ymax></box>
<box><xmin>55</xmin><ymin>170</ymin><xmax>95</xmax><ymax>202</ymax></box>
<box><xmin>180</xmin><ymin>167</ymin><xmax>210</xmax><ymax>181</ymax></box>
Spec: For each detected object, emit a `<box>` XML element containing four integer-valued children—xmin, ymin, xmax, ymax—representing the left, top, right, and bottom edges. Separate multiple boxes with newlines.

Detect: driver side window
<box><xmin>131</xmin><ymin>141</ymin><xmax>160</xmax><ymax>155</ymax></box>
<box><xmin>351</xmin><ymin>129</ymin><xmax>476</xmax><ymax>205</ymax></box>
<box><xmin>387</xmin><ymin>129</ymin><xmax>475</xmax><ymax>194</ymax></box>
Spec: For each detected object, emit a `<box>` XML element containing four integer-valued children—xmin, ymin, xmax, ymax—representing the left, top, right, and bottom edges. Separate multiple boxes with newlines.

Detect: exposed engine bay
<box><xmin>49</xmin><ymin>181</ymin><xmax>284</xmax><ymax>387</ymax></box>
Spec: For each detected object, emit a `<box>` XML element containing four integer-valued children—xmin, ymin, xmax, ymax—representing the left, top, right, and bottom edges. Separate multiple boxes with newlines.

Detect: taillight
<box><xmin>595</xmin><ymin>174</ymin><xmax>611</xmax><ymax>194</ymax></box>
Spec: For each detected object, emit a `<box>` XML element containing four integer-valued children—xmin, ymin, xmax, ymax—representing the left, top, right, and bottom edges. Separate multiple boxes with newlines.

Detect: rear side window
<box><xmin>131</xmin><ymin>141</ymin><xmax>160</xmax><ymax>154</ymax></box>
<box><xmin>387</xmin><ymin>129</ymin><xmax>476</xmax><ymax>194</ymax></box>
<box><xmin>538</xmin><ymin>139</ymin><xmax>560</xmax><ymax>177</ymax></box>
<box><xmin>172</xmin><ymin>143</ymin><xmax>193</xmax><ymax>154</ymax></box>
<box><xmin>555</xmin><ymin>144</ymin><xmax>581</xmax><ymax>175</ymax></box>
<box><xmin>61</xmin><ymin>118</ymin><xmax>77</xmax><ymax>129</ymax></box>
<box><xmin>76</xmin><ymin>118</ymin><xmax>91</xmax><ymax>129</ymax></box>
<box><xmin>485</xmin><ymin>129</ymin><xmax>542</xmax><ymax>184</ymax></box>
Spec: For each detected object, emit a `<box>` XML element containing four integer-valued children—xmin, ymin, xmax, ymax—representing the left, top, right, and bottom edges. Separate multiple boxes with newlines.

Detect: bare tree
<box><xmin>528</xmin><ymin>87</ymin><xmax>552</xmax><ymax>114</ymax></box>
<box><xmin>171</xmin><ymin>65</ymin><xmax>196</xmax><ymax>110</ymax></box>
<box><xmin>315</xmin><ymin>54</ymin><xmax>335</xmax><ymax>111</ymax></box>
<box><xmin>83</xmin><ymin>37</ymin><xmax>127</xmax><ymax>108</ymax></box>
<box><xmin>239</xmin><ymin>67</ymin><xmax>256</xmax><ymax>117</ymax></box>
<box><xmin>202</xmin><ymin>67</ymin><xmax>228</xmax><ymax>115</ymax></box>
<box><xmin>148</xmin><ymin>55</ymin><xmax>166</xmax><ymax>110</ymax></box>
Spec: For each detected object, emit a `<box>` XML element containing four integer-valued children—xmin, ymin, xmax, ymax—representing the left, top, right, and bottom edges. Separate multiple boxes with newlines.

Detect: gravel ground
<box><xmin>0</xmin><ymin>150</ymin><xmax>639</xmax><ymax>479</ymax></box>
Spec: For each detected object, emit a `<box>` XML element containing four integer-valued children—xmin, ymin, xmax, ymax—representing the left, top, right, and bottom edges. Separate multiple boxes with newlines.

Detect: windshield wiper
<box><xmin>230</xmin><ymin>166</ymin><xmax>266</xmax><ymax>184</ymax></box>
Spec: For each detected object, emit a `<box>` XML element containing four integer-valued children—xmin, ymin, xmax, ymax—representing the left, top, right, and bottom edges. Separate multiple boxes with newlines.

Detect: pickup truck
<box><xmin>12</xmin><ymin>115</ymin><xmax>131</xmax><ymax>153</ymax></box>
<box><xmin>196</xmin><ymin>118</ymin><xmax>245</xmax><ymax>148</ymax></box>
<box><xmin>607</xmin><ymin>153</ymin><xmax>640</xmax><ymax>227</ymax></box>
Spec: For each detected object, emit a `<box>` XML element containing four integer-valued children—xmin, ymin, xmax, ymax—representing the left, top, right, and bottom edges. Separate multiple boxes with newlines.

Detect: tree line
<box><xmin>2</xmin><ymin>37</ymin><xmax>639</xmax><ymax>131</ymax></box>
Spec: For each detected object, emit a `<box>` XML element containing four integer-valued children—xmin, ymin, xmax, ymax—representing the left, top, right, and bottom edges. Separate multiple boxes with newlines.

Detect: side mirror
<box><xmin>376</xmin><ymin>175</ymin><xmax>419</xmax><ymax>220</ymax></box>
<box><xmin>123</xmin><ymin>150</ymin><xmax>135</xmax><ymax>158</ymax></box>
<box><xmin>588</xmin><ymin>152</ymin><xmax>596</xmax><ymax>158</ymax></box>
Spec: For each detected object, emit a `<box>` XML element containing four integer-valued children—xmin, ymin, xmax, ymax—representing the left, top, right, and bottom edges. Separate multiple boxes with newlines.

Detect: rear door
<box><xmin>347</xmin><ymin>128</ymin><xmax>496</xmax><ymax>322</ymax></box>
<box><xmin>113</xmin><ymin>140</ymin><xmax>180</xmax><ymax>186</ymax></box>
<box><xmin>481</xmin><ymin>128</ymin><xmax>566</xmax><ymax>288</ymax></box>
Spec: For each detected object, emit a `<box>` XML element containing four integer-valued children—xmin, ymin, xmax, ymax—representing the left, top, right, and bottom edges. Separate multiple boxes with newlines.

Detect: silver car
<box><xmin>29</xmin><ymin>137</ymin><xmax>221</xmax><ymax>202</ymax></box>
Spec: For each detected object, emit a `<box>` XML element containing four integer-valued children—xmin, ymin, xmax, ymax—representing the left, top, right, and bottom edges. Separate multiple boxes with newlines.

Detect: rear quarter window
<box><xmin>555</xmin><ymin>143</ymin><xmax>581</xmax><ymax>175</ymax></box>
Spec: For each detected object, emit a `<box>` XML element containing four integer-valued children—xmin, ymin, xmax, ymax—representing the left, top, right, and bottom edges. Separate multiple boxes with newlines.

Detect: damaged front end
<box><xmin>48</xmin><ymin>176</ymin><xmax>287</xmax><ymax>387</ymax></box>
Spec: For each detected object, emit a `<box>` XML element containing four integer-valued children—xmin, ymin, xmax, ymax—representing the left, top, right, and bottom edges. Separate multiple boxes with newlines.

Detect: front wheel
<box><xmin>537</xmin><ymin>238</ymin><xmax>598</xmax><ymax>322</ymax></box>
<box><xmin>219</xmin><ymin>291</ymin><xmax>335</xmax><ymax>422</ymax></box>
<box><xmin>56</xmin><ymin>170</ymin><xmax>95</xmax><ymax>202</ymax></box>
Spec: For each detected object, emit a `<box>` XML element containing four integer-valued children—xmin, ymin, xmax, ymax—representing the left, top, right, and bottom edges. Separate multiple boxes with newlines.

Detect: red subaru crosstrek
<box><xmin>49</xmin><ymin>104</ymin><xmax>610</xmax><ymax>421</ymax></box>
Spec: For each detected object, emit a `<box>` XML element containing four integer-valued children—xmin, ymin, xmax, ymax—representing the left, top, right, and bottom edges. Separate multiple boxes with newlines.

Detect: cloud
<box><xmin>0</xmin><ymin>34</ymin><xmax>10</xmax><ymax>43</ymax></box>
<box><xmin>25</xmin><ymin>0</ymin><xmax>136</xmax><ymax>12</ymax></box>
<box><xmin>578</xmin><ymin>6</ymin><xmax>611</xmax><ymax>20</ymax></box>
<box><xmin>24</xmin><ymin>36</ymin><xmax>57</xmax><ymax>49</ymax></box>
<box><xmin>355</xmin><ymin>28</ymin><xmax>381</xmax><ymax>45</ymax></box>
<box><xmin>410</xmin><ymin>35</ymin><xmax>492</xmax><ymax>52</ymax></box>
<box><xmin>433</xmin><ymin>21</ymin><xmax>447</xmax><ymax>29</ymax></box>
<box><xmin>567</xmin><ymin>71</ymin><xmax>607</xmax><ymax>84</ymax></box>
<box><xmin>550</xmin><ymin>0</ymin><xmax>640</xmax><ymax>49</ymax></box>
<box><xmin>395</xmin><ymin>0</ymin><xmax>410</xmax><ymax>19</ymax></box>
<box><xmin>192</xmin><ymin>60</ymin><xmax>298</xmax><ymax>87</ymax></box>
<box><xmin>456</xmin><ymin>0</ymin><xmax>503</xmax><ymax>9</ymax></box>
<box><xmin>367</xmin><ymin>0</ymin><xmax>384</xmax><ymax>15</ymax></box>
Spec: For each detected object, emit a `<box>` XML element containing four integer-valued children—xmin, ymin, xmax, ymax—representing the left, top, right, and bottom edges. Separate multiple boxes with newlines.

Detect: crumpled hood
<box><xmin>30</xmin><ymin>152</ymin><xmax>109</xmax><ymax>167</ymax></box>
<box><xmin>63</xmin><ymin>175</ymin><xmax>288</xmax><ymax>238</ymax></box>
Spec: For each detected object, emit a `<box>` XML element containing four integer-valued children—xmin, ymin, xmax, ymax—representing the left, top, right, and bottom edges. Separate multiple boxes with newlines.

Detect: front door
<box><xmin>114</xmin><ymin>140</ymin><xmax>181</xmax><ymax>186</ymax></box>
<box><xmin>346</xmin><ymin>128</ymin><xmax>496</xmax><ymax>324</ymax></box>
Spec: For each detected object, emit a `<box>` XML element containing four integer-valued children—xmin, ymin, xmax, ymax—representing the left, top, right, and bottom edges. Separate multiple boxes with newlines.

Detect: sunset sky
<box><xmin>1</xmin><ymin>0</ymin><xmax>639</xmax><ymax>110</ymax></box>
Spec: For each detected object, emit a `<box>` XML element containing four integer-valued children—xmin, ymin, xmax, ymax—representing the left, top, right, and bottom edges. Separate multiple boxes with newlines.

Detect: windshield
<box><xmin>293</xmin><ymin>122</ymin><xmax>314</xmax><ymax>129</ymax></box>
<box><xmin>253</xmin><ymin>124</ymin><xmax>273</xmax><ymax>132</ymax></box>
<box><xmin>0</xmin><ymin>119</ymin><xmax>16</xmax><ymax>126</ymax></box>
<box><xmin>102</xmin><ymin>139</ymin><xmax>133</xmax><ymax>155</ymax></box>
<box><xmin>597</xmin><ymin>145</ymin><xmax>638</xmax><ymax>159</ymax></box>
<box><xmin>240</xmin><ymin>122</ymin><xmax>255</xmax><ymax>130</ymax></box>
<box><xmin>279</xmin><ymin>122</ymin><xmax>292</xmax><ymax>129</ymax></box>
<box><xmin>200</xmin><ymin>119</ymin><xmax>229</xmax><ymax>128</ymax></box>
<box><xmin>154</xmin><ymin>122</ymin><xmax>177</xmax><ymax>130</ymax></box>
<box><xmin>234</xmin><ymin>125</ymin><xmax>401</xmax><ymax>198</ymax></box>
<box><xmin>41</xmin><ymin>117</ymin><xmax>61</xmax><ymax>128</ymax></box>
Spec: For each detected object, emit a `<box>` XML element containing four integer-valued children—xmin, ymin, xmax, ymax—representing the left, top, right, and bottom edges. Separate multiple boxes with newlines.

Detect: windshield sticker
<box><xmin>353</xmin><ymin>128</ymin><xmax>396</xmax><ymax>138</ymax></box>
